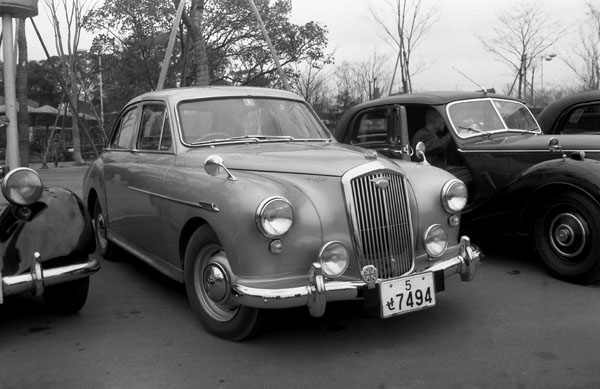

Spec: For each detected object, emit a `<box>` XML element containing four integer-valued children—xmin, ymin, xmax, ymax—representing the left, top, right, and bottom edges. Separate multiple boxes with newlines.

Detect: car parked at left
<box><xmin>1</xmin><ymin>167</ymin><xmax>99</xmax><ymax>313</ymax></box>
<box><xmin>83</xmin><ymin>86</ymin><xmax>481</xmax><ymax>340</ymax></box>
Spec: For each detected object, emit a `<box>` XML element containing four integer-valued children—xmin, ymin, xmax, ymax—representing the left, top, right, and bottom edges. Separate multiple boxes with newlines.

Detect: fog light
<box><xmin>424</xmin><ymin>224</ymin><xmax>448</xmax><ymax>258</ymax></box>
<box><xmin>319</xmin><ymin>241</ymin><xmax>349</xmax><ymax>278</ymax></box>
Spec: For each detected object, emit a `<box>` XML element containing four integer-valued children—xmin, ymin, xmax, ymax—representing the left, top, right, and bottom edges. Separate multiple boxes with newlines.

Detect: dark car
<box><xmin>335</xmin><ymin>91</ymin><xmax>600</xmax><ymax>285</ymax></box>
<box><xmin>537</xmin><ymin>90</ymin><xmax>600</xmax><ymax>135</ymax></box>
<box><xmin>83</xmin><ymin>86</ymin><xmax>481</xmax><ymax>340</ymax></box>
<box><xmin>1</xmin><ymin>167</ymin><xmax>99</xmax><ymax>312</ymax></box>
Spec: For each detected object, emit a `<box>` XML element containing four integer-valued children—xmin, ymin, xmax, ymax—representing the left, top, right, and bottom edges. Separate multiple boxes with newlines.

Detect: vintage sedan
<box><xmin>336</xmin><ymin>91</ymin><xmax>600</xmax><ymax>285</ymax></box>
<box><xmin>1</xmin><ymin>167</ymin><xmax>99</xmax><ymax>312</ymax></box>
<box><xmin>537</xmin><ymin>90</ymin><xmax>600</xmax><ymax>135</ymax></box>
<box><xmin>83</xmin><ymin>86</ymin><xmax>480</xmax><ymax>340</ymax></box>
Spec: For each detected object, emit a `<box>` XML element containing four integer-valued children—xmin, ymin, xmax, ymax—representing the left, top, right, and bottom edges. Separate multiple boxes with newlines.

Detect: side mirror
<box><xmin>415</xmin><ymin>142</ymin><xmax>429</xmax><ymax>165</ymax></box>
<box><xmin>204</xmin><ymin>155</ymin><xmax>238</xmax><ymax>180</ymax></box>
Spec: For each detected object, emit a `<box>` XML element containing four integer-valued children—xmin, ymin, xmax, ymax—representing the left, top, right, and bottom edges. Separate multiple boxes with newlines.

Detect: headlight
<box><xmin>424</xmin><ymin>224</ymin><xmax>448</xmax><ymax>258</ymax></box>
<box><xmin>319</xmin><ymin>241</ymin><xmax>349</xmax><ymax>278</ymax></box>
<box><xmin>441</xmin><ymin>179</ymin><xmax>467</xmax><ymax>213</ymax></box>
<box><xmin>256</xmin><ymin>196</ymin><xmax>293</xmax><ymax>238</ymax></box>
<box><xmin>1</xmin><ymin>167</ymin><xmax>43</xmax><ymax>206</ymax></box>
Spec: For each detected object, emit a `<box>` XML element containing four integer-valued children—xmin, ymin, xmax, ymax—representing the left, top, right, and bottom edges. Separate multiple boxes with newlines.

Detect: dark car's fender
<box><xmin>0</xmin><ymin>187</ymin><xmax>96</xmax><ymax>277</ymax></box>
<box><xmin>465</xmin><ymin>156</ymin><xmax>600</xmax><ymax>235</ymax></box>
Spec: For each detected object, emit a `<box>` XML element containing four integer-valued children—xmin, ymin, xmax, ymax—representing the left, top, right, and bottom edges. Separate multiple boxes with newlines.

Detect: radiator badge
<box><xmin>371</xmin><ymin>177</ymin><xmax>389</xmax><ymax>190</ymax></box>
<box><xmin>361</xmin><ymin>265</ymin><xmax>378</xmax><ymax>289</ymax></box>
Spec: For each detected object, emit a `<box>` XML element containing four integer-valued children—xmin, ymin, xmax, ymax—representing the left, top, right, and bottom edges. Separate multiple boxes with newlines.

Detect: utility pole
<box><xmin>0</xmin><ymin>0</ymin><xmax>39</xmax><ymax>169</ymax></box>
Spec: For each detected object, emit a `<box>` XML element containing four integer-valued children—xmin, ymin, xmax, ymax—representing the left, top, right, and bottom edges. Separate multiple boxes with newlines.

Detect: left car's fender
<box><xmin>0</xmin><ymin>187</ymin><xmax>96</xmax><ymax>277</ymax></box>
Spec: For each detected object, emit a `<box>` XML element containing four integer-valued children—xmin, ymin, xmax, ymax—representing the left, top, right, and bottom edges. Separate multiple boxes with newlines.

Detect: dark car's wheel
<box><xmin>44</xmin><ymin>277</ymin><xmax>90</xmax><ymax>314</ymax></box>
<box><xmin>184</xmin><ymin>226</ymin><xmax>261</xmax><ymax>341</ymax></box>
<box><xmin>93</xmin><ymin>201</ymin><xmax>117</xmax><ymax>260</ymax></box>
<box><xmin>533</xmin><ymin>191</ymin><xmax>600</xmax><ymax>284</ymax></box>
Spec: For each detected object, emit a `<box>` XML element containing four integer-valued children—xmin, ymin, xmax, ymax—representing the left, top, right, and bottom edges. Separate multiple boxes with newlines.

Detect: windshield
<box><xmin>177</xmin><ymin>97</ymin><xmax>331</xmax><ymax>144</ymax></box>
<box><xmin>447</xmin><ymin>98</ymin><xmax>540</xmax><ymax>138</ymax></box>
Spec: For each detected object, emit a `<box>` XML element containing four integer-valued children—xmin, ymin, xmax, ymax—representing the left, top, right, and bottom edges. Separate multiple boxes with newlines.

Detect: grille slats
<box><xmin>347</xmin><ymin>170</ymin><xmax>413</xmax><ymax>279</ymax></box>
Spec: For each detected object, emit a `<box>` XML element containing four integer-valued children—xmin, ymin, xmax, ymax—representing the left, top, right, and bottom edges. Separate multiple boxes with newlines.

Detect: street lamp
<box><xmin>540</xmin><ymin>53</ymin><xmax>557</xmax><ymax>90</ymax></box>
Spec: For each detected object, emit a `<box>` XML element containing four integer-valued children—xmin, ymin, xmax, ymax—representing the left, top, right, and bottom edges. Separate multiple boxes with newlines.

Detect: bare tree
<box><xmin>179</xmin><ymin>0</ymin><xmax>210</xmax><ymax>86</ymax></box>
<box><xmin>293</xmin><ymin>54</ymin><xmax>333</xmax><ymax>105</ymax></box>
<box><xmin>565</xmin><ymin>1</ymin><xmax>600</xmax><ymax>91</ymax></box>
<box><xmin>371</xmin><ymin>0</ymin><xmax>438</xmax><ymax>94</ymax></box>
<box><xmin>481</xmin><ymin>1</ymin><xmax>567</xmax><ymax>101</ymax></box>
<box><xmin>46</xmin><ymin>0</ymin><xmax>95</xmax><ymax>165</ymax></box>
<box><xmin>354</xmin><ymin>52</ymin><xmax>390</xmax><ymax>101</ymax></box>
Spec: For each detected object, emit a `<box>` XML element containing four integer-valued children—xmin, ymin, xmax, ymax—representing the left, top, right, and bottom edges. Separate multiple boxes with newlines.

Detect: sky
<box><xmin>13</xmin><ymin>0</ymin><xmax>590</xmax><ymax>93</ymax></box>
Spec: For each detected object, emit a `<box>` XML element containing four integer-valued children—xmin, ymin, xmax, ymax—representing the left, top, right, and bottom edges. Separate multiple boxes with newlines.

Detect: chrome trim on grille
<box><xmin>342</xmin><ymin>162</ymin><xmax>414</xmax><ymax>280</ymax></box>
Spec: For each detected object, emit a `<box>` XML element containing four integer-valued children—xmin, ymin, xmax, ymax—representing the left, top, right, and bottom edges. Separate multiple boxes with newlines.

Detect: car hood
<box><xmin>180</xmin><ymin>142</ymin><xmax>397</xmax><ymax>176</ymax></box>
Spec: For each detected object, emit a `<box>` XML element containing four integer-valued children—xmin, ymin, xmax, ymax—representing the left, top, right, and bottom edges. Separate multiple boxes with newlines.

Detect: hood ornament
<box><xmin>364</xmin><ymin>150</ymin><xmax>378</xmax><ymax>160</ymax></box>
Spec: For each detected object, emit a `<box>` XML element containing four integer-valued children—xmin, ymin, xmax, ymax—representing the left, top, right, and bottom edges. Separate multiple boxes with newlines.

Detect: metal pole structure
<box><xmin>98</xmin><ymin>54</ymin><xmax>104</xmax><ymax>130</ymax></box>
<box><xmin>246</xmin><ymin>0</ymin><xmax>291</xmax><ymax>91</ymax></box>
<box><xmin>157</xmin><ymin>0</ymin><xmax>185</xmax><ymax>91</ymax></box>
<box><xmin>2</xmin><ymin>15</ymin><xmax>19</xmax><ymax>168</ymax></box>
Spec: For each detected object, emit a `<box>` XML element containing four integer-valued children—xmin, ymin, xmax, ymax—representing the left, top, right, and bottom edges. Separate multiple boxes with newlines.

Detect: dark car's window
<box><xmin>109</xmin><ymin>107</ymin><xmax>138</xmax><ymax>149</ymax></box>
<box><xmin>138</xmin><ymin>104</ymin><xmax>173</xmax><ymax>151</ymax></box>
<box><xmin>560</xmin><ymin>104</ymin><xmax>600</xmax><ymax>134</ymax></box>
<box><xmin>177</xmin><ymin>97</ymin><xmax>330</xmax><ymax>144</ymax></box>
<box><xmin>447</xmin><ymin>98</ymin><xmax>539</xmax><ymax>138</ymax></box>
<box><xmin>351</xmin><ymin>110</ymin><xmax>388</xmax><ymax>145</ymax></box>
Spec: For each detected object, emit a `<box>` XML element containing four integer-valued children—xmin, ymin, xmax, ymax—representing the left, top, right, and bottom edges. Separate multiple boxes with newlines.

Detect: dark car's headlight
<box><xmin>256</xmin><ymin>196</ymin><xmax>294</xmax><ymax>238</ymax></box>
<box><xmin>1</xmin><ymin>167</ymin><xmax>43</xmax><ymax>206</ymax></box>
<box><xmin>441</xmin><ymin>179</ymin><xmax>467</xmax><ymax>213</ymax></box>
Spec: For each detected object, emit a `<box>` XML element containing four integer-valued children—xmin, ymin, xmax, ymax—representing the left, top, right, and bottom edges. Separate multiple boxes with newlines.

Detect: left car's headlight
<box><xmin>256</xmin><ymin>196</ymin><xmax>294</xmax><ymax>238</ymax></box>
<box><xmin>1</xmin><ymin>167</ymin><xmax>43</xmax><ymax>206</ymax></box>
<box><xmin>441</xmin><ymin>179</ymin><xmax>467</xmax><ymax>213</ymax></box>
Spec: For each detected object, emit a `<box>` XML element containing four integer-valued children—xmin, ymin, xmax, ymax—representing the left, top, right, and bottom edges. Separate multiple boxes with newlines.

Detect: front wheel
<box><xmin>533</xmin><ymin>191</ymin><xmax>600</xmax><ymax>284</ymax></box>
<box><xmin>93</xmin><ymin>201</ymin><xmax>118</xmax><ymax>260</ymax></box>
<box><xmin>184</xmin><ymin>226</ymin><xmax>261</xmax><ymax>341</ymax></box>
<box><xmin>44</xmin><ymin>277</ymin><xmax>90</xmax><ymax>314</ymax></box>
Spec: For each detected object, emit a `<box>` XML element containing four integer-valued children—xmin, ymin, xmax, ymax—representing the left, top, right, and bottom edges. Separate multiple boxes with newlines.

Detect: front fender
<box><xmin>0</xmin><ymin>187</ymin><xmax>96</xmax><ymax>277</ymax></box>
<box><xmin>475</xmin><ymin>158</ymin><xmax>600</xmax><ymax>233</ymax></box>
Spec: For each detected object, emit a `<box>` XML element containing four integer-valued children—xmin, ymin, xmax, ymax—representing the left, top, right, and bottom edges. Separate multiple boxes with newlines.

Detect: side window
<box><xmin>561</xmin><ymin>104</ymin><xmax>600</xmax><ymax>134</ymax></box>
<box><xmin>138</xmin><ymin>104</ymin><xmax>172</xmax><ymax>151</ymax></box>
<box><xmin>351</xmin><ymin>109</ymin><xmax>389</xmax><ymax>146</ymax></box>
<box><xmin>109</xmin><ymin>107</ymin><xmax>138</xmax><ymax>149</ymax></box>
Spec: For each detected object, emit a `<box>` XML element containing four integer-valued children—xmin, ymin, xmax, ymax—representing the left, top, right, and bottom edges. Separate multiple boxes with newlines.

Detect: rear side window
<box><xmin>138</xmin><ymin>104</ymin><xmax>173</xmax><ymax>151</ymax></box>
<box><xmin>561</xmin><ymin>104</ymin><xmax>600</xmax><ymax>134</ymax></box>
<box><xmin>109</xmin><ymin>107</ymin><xmax>139</xmax><ymax>149</ymax></box>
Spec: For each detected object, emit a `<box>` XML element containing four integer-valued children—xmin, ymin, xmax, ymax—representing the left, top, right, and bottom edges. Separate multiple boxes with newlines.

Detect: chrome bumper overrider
<box><xmin>232</xmin><ymin>236</ymin><xmax>481</xmax><ymax>318</ymax></box>
<box><xmin>0</xmin><ymin>252</ymin><xmax>100</xmax><ymax>304</ymax></box>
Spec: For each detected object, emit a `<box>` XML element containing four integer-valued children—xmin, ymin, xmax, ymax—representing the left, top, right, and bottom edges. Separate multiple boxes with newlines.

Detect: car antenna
<box><xmin>452</xmin><ymin>67</ymin><xmax>490</xmax><ymax>94</ymax></box>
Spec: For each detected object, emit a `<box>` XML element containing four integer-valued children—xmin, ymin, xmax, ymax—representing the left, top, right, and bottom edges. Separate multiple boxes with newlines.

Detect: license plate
<box><xmin>380</xmin><ymin>272</ymin><xmax>435</xmax><ymax>318</ymax></box>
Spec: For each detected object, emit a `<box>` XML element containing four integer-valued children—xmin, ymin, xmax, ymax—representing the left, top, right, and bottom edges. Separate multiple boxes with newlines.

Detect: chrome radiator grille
<box><xmin>344</xmin><ymin>168</ymin><xmax>414</xmax><ymax>279</ymax></box>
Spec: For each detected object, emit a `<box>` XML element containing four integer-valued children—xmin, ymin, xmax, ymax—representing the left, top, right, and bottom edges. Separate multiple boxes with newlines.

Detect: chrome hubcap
<box><xmin>203</xmin><ymin>263</ymin><xmax>229</xmax><ymax>302</ymax></box>
<box><xmin>549</xmin><ymin>212</ymin><xmax>587</xmax><ymax>258</ymax></box>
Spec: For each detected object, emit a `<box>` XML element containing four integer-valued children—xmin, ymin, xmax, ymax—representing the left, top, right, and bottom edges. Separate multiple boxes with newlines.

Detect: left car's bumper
<box><xmin>232</xmin><ymin>236</ymin><xmax>481</xmax><ymax>317</ymax></box>
<box><xmin>1</xmin><ymin>252</ymin><xmax>100</xmax><ymax>304</ymax></box>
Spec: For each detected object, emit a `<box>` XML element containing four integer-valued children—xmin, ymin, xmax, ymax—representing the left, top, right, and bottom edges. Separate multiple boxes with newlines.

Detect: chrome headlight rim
<box><xmin>1</xmin><ymin>167</ymin><xmax>44</xmax><ymax>206</ymax></box>
<box><xmin>423</xmin><ymin>224</ymin><xmax>448</xmax><ymax>258</ymax></box>
<box><xmin>441</xmin><ymin>179</ymin><xmax>468</xmax><ymax>213</ymax></box>
<box><xmin>318</xmin><ymin>241</ymin><xmax>349</xmax><ymax>279</ymax></box>
<box><xmin>255</xmin><ymin>196</ymin><xmax>294</xmax><ymax>238</ymax></box>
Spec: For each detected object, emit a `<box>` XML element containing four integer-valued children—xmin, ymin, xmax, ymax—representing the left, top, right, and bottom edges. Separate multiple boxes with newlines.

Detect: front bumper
<box><xmin>232</xmin><ymin>236</ymin><xmax>481</xmax><ymax>317</ymax></box>
<box><xmin>1</xmin><ymin>252</ymin><xmax>100</xmax><ymax>304</ymax></box>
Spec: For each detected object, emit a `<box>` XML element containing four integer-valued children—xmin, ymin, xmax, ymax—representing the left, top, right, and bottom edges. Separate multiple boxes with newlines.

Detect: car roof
<box><xmin>537</xmin><ymin>90</ymin><xmax>600</xmax><ymax>132</ymax></box>
<box><xmin>126</xmin><ymin>86</ymin><xmax>304</xmax><ymax>106</ymax></box>
<box><xmin>335</xmin><ymin>91</ymin><xmax>521</xmax><ymax>137</ymax></box>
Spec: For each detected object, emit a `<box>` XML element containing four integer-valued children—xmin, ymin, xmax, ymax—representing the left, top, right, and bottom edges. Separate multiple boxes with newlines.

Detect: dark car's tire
<box><xmin>44</xmin><ymin>277</ymin><xmax>90</xmax><ymax>314</ymax></box>
<box><xmin>533</xmin><ymin>191</ymin><xmax>600</xmax><ymax>284</ymax></box>
<box><xmin>93</xmin><ymin>201</ymin><xmax>118</xmax><ymax>260</ymax></box>
<box><xmin>184</xmin><ymin>226</ymin><xmax>261</xmax><ymax>341</ymax></box>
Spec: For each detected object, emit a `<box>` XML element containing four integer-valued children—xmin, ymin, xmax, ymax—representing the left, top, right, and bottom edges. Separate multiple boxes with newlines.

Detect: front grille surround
<box><xmin>342</xmin><ymin>162</ymin><xmax>415</xmax><ymax>280</ymax></box>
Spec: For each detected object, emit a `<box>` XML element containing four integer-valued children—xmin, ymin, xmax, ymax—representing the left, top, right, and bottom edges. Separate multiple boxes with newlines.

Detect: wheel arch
<box><xmin>179</xmin><ymin>217</ymin><xmax>212</xmax><ymax>268</ymax></box>
<box><xmin>518</xmin><ymin>182</ymin><xmax>600</xmax><ymax>235</ymax></box>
